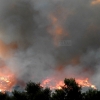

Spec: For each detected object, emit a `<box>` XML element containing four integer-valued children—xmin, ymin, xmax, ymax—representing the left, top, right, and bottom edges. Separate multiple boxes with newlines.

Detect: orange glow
<box><xmin>0</xmin><ymin>40</ymin><xmax>18</xmax><ymax>59</ymax></box>
<box><xmin>69</xmin><ymin>56</ymin><xmax>80</xmax><ymax>65</ymax></box>
<box><xmin>76</xmin><ymin>78</ymin><xmax>96</xmax><ymax>89</ymax></box>
<box><xmin>55</xmin><ymin>27</ymin><xmax>63</xmax><ymax>35</ymax></box>
<box><xmin>56</xmin><ymin>65</ymin><xmax>65</xmax><ymax>72</ymax></box>
<box><xmin>0</xmin><ymin>66</ymin><xmax>16</xmax><ymax>92</ymax></box>
<box><xmin>41</xmin><ymin>78</ymin><xmax>64</xmax><ymax>90</ymax></box>
<box><xmin>91</xmin><ymin>0</ymin><xmax>100</xmax><ymax>5</ymax></box>
<box><xmin>48</xmin><ymin>14</ymin><xmax>68</xmax><ymax>46</ymax></box>
<box><xmin>41</xmin><ymin>78</ymin><xmax>96</xmax><ymax>90</ymax></box>
<box><xmin>0</xmin><ymin>38</ymin><xmax>17</xmax><ymax>92</ymax></box>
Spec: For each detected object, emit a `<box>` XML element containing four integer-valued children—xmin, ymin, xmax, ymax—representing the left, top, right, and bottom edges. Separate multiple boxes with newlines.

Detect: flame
<box><xmin>0</xmin><ymin>66</ymin><xmax>16</xmax><ymax>92</ymax></box>
<box><xmin>76</xmin><ymin>78</ymin><xmax>97</xmax><ymax>89</ymax></box>
<box><xmin>41</xmin><ymin>78</ymin><xmax>64</xmax><ymax>90</ymax></box>
<box><xmin>41</xmin><ymin>78</ymin><xmax>96</xmax><ymax>90</ymax></box>
<box><xmin>0</xmin><ymin>39</ymin><xmax>17</xmax><ymax>92</ymax></box>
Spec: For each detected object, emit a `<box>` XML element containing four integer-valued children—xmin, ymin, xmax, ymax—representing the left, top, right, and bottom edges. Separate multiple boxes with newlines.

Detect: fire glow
<box><xmin>48</xmin><ymin>14</ymin><xmax>68</xmax><ymax>46</ymax></box>
<box><xmin>41</xmin><ymin>78</ymin><xmax>97</xmax><ymax>90</ymax></box>
<box><xmin>91</xmin><ymin>0</ymin><xmax>100</xmax><ymax>5</ymax></box>
<box><xmin>0</xmin><ymin>39</ymin><xmax>17</xmax><ymax>92</ymax></box>
<box><xmin>0</xmin><ymin>66</ymin><xmax>16</xmax><ymax>92</ymax></box>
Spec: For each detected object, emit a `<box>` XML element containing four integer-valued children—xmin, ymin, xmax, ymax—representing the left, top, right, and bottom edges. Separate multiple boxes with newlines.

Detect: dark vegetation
<box><xmin>1</xmin><ymin>78</ymin><xmax>100</xmax><ymax>100</ymax></box>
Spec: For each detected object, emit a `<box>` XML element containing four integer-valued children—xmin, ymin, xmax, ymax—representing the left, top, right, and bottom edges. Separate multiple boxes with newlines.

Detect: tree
<box><xmin>12</xmin><ymin>90</ymin><xmax>28</xmax><ymax>100</ymax></box>
<box><xmin>25</xmin><ymin>81</ymin><xmax>51</xmax><ymax>100</ymax></box>
<box><xmin>25</xmin><ymin>81</ymin><xmax>42</xmax><ymax>100</ymax></box>
<box><xmin>33</xmin><ymin>88</ymin><xmax>51</xmax><ymax>100</ymax></box>
<box><xmin>52</xmin><ymin>89</ymin><xmax>66</xmax><ymax>100</ymax></box>
<box><xmin>64</xmin><ymin>78</ymin><xmax>82</xmax><ymax>100</ymax></box>
<box><xmin>52</xmin><ymin>78</ymin><xmax>82</xmax><ymax>100</ymax></box>
<box><xmin>82</xmin><ymin>89</ymin><xmax>100</xmax><ymax>100</ymax></box>
<box><xmin>0</xmin><ymin>92</ymin><xmax>13</xmax><ymax>100</ymax></box>
<box><xmin>0</xmin><ymin>92</ymin><xmax>8</xmax><ymax>100</ymax></box>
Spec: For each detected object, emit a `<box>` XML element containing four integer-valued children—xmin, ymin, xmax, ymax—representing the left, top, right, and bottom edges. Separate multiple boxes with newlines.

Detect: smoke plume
<box><xmin>0</xmin><ymin>0</ymin><xmax>100</xmax><ymax>88</ymax></box>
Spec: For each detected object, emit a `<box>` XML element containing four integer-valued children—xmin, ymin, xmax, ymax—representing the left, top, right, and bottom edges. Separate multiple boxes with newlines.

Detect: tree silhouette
<box><xmin>0</xmin><ymin>92</ymin><xmax>14</xmax><ymax>100</ymax></box>
<box><xmin>64</xmin><ymin>78</ymin><xmax>82</xmax><ymax>100</ymax></box>
<box><xmin>25</xmin><ymin>81</ymin><xmax>42</xmax><ymax>100</ymax></box>
<box><xmin>12</xmin><ymin>90</ymin><xmax>28</xmax><ymax>100</ymax></box>
<box><xmin>52</xmin><ymin>89</ymin><xmax>66</xmax><ymax>100</ymax></box>
<box><xmin>33</xmin><ymin>88</ymin><xmax>51</xmax><ymax>100</ymax></box>
<box><xmin>52</xmin><ymin>78</ymin><xmax>82</xmax><ymax>100</ymax></box>
<box><xmin>82</xmin><ymin>89</ymin><xmax>100</xmax><ymax>100</ymax></box>
<box><xmin>0</xmin><ymin>92</ymin><xmax>8</xmax><ymax>100</ymax></box>
<box><xmin>25</xmin><ymin>81</ymin><xmax>51</xmax><ymax>100</ymax></box>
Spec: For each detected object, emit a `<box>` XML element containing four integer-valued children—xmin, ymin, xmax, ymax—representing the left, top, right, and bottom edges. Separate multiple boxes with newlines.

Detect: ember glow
<box><xmin>41</xmin><ymin>78</ymin><xmax>96</xmax><ymax>90</ymax></box>
<box><xmin>0</xmin><ymin>66</ymin><xmax>16</xmax><ymax>92</ymax></box>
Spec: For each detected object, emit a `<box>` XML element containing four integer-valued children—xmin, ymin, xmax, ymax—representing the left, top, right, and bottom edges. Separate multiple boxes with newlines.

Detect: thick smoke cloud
<box><xmin>0</xmin><ymin>0</ymin><xmax>100</xmax><ymax>88</ymax></box>
<box><xmin>0</xmin><ymin>0</ymin><xmax>56</xmax><ymax>83</ymax></box>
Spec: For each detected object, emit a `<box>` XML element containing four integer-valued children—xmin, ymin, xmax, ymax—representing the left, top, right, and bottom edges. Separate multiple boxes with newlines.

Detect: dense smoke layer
<box><xmin>0</xmin><ymin>0</ymin><xmax>100</xmax><ymax>88</ymax></box>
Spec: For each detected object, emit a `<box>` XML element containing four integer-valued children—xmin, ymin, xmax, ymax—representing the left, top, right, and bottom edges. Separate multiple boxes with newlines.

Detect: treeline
<box><xmin>0</xmin><ymin>78</ymin><xmax>100</xmax><ymax>100</ymax></box>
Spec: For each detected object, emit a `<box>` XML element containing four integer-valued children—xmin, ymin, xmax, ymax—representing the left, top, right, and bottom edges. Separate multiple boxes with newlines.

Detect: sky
<box><xmin>0</xmin><ymin>0</ymin><xmax>100</xmax><ymax>89</ymax></box>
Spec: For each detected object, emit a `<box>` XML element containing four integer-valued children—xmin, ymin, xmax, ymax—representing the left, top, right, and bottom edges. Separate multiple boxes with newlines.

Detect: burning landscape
<box><xmin>0</xmin><ymin>0</ymin><xmax>100</xmax><ymax>93</ymax></box>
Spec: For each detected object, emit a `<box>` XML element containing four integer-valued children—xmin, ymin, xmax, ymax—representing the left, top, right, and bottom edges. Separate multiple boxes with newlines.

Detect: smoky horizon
<box><xmin>0</xmin><ymin>0</ymin><xmax>100</xmax><ymax>91</ymax></box>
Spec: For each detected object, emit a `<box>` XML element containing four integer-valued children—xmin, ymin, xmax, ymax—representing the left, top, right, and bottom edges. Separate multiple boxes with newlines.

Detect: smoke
<box><xmin>0</xmin><ymin>0</ymin><xmax>56</xmax><ymax>83</ymax></box>
<box><xmin>0</xmin><ymin>0</ymin><xmax>100</xmax><ymax>88</ymax></box>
